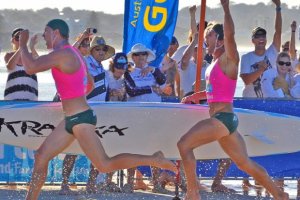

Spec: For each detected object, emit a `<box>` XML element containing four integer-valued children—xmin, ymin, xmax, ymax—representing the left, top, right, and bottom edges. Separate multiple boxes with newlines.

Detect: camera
<box><xmin>87</xmin><ymin>28</ymin><xmax>97</xmax><ymax>34</ymax></box>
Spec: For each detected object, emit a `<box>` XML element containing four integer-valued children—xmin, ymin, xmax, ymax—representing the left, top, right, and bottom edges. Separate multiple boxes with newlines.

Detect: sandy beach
<box><xmin>0</xmin><ymin>185</ymin><xmax>280</xmax><ymax>200</ymax></box>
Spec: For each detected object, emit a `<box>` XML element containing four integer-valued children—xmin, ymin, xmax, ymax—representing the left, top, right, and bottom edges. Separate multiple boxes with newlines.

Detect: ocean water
<box><xmin>0</xmin><ymin>52</ymin><xmax>56</xmax><ymax>101</ymax></box>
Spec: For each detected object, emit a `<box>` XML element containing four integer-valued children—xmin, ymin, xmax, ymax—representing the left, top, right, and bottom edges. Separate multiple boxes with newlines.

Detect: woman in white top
<box><xmin>262</xmin><ymin>52</ymin><xmax>296</xmax><ymax>98</ymax></box>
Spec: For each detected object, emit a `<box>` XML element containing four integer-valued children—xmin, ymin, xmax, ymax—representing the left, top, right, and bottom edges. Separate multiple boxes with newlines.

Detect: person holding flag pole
<box><xmin>177</xmin><ymin>0</ymin><xmax>289</xmax><ymax>200</ymax></box>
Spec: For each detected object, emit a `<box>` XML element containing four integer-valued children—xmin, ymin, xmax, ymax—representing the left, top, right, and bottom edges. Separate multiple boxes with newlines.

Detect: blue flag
<box><xmin>123</xmin><ymin>0</ymin><xmax>179</xmax><ymax>67</ymax></box>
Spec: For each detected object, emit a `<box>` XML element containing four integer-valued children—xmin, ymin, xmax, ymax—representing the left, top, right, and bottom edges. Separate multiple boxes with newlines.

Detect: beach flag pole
<box><xmin>194</xmin><ymin>0</ymin><xmax>207</xmax><ymax>92</ymax></box>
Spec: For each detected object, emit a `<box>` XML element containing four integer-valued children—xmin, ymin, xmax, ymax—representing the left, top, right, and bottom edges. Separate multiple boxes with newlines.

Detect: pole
<box><xmin>194</xmin><ymin>0</ymin><xmax>206</xmax><ymax>92</ymax></box>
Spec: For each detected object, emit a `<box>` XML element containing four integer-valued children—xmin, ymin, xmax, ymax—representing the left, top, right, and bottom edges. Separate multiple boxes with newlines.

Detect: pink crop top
<box><xmin>205</xmin><ymin>59</ymin><xmax>236</xmax><ymax>103</ymax></box>
<box><xmin>51</xmin><ymin>45</ymin><xmax>87</xmax><ymax>100</ymax></box>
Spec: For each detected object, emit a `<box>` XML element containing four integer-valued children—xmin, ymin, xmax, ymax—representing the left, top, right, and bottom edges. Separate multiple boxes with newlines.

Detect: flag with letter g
<box><xmin>123</xmin><ymin>0</ymin><xmax>178</xmax><ymax>67</ymax></box>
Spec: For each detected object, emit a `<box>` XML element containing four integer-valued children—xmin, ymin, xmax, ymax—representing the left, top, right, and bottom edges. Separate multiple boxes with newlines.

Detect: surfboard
<box><xmin>0</xmin><ymin>101</ymin><xmax>299</xmax><ymax>160</ymax></box>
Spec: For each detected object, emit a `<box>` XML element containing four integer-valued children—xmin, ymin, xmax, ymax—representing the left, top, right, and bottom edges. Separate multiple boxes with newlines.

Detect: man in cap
<box><xmin>239</xmin><ymin>0</ymin><xmax>282</xmax><ymax>193</ymax></box>
<box><xmin>240</xmin><ymin>0</ymin><xmax>282</xmax><ymax>98</ymax></box>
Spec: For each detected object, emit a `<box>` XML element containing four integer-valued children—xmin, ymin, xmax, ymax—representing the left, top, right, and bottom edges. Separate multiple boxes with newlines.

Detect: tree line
<box><xmin>0</xmin><ymin>2</ymin><xmax>299</xmax><ymax>51</ymax></box>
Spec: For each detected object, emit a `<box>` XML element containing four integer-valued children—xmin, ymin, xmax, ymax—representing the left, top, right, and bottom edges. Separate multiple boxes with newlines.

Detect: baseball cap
<box><xmin>46</xmin><ymin>19</ymin><xmax>69</xmax><ymax>38</ymax></box>
<box><xmin>171</xmin><ymin>36</ymin><xmax>179</xmax><ymax>45</ymax></box>
<box><xmin>252</xmin><ymin>27</ymin><xmax>267</xmax><ymax>38</ymax></box>
<box><xmin>113</xmin><ymin>52</ymin><xmax>128</xmax><ymax>69</ymax></box>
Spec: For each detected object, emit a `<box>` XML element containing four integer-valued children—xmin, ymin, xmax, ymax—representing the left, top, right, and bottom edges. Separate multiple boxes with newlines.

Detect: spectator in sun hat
<box><xmin>127</xmin><ymin>43</ymin><xmax>156</xmax><ymax>63</ymax></box>
<box><xmin>89</xmin><ymin>35</ymin><xmax>115</xmax><ymax>60</ymax></box>
<box><xmin>84</xmin><ymin>35</ymin><xmax>115</xmax><ymax>102</ymax></box>
<box><xmin>240</xmin><ymin>0</ymin><xmax>282</xmax><ymax>98</ymax></box>
<box><xmin>125</xmin><ymin>43</ymin><xmax>166</xmax><ymax>102</ymax></box>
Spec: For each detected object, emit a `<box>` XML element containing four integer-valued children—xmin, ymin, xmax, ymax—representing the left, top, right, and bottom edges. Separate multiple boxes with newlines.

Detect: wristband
<box><xmin>276</xmin><ymin>6</ymin><xmax>281</xmax><ymax>12</ymax></box>
<box><xmin>292</xmin><ymin>31</ymin><xmax>296</xmax><ymax>33</ymax></box>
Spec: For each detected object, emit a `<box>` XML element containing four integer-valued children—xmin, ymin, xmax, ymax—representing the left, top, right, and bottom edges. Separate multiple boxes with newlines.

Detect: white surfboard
<box><xmin>0</xmin><ymin>101</ymin><xmax>299</xmax><ymax>160</ymax></box>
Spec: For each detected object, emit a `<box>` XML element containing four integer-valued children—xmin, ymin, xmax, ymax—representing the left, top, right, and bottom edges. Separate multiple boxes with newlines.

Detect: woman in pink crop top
<box><xmin>19</xmin><ymin>19</ymin><xmax>176</xmax><ymax>200</ymax></box>
<box><xmin>178</xmin><ymin>1</ymin><xmax>288</xmax><ymax>200</ymax></box>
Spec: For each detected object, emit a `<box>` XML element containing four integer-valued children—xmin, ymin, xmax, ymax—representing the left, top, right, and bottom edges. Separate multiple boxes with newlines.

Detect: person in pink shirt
<box><xmin>18</xmin><ymin>18</ymin><xmax>177</xmax><ymax>200</ymax></box>
<box><xmin>177</xmin><ymin>1</ymin><xmax>289</xmax><ymax>200</ymax></box>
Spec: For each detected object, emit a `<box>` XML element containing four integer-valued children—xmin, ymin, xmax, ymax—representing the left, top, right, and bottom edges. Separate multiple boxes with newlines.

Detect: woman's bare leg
<box><xmin>211</xmin><ymin>158</ymin><xmax>236</xmax><ymax>193</ymax></box>
<box><xmin>59</xmin><ymin>154</ymin><xmax>77</xmax><ymax>194</ymax></box>
<box><xmin>86</xmin><ymin>164</ymin><xmax>99</xmax><ymax>193</ymax></box>
<box><xmin>72</xmin><ymin>124</ymin><xmax>177</xmax><ymax>174</ymax></box>
<box><xmin>177</xmin><ymin>119</ymin><xmax>229</xmax><ymax>200</ymax></box>
<box><xmin>26</xmin><ymin>121</ymin><xmax>75</xmax><ymax>200</ymax></box>
<box><xmin>219</xmin><ymin>132</ymin><xmax>289</xmax><ymax>200</ymax></box>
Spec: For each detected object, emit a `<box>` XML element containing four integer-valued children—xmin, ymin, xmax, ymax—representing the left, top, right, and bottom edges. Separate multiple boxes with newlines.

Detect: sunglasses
<box><xmin>115</xmin><ymin>64</ymin><xmax>128</xmax><ymax>70</ymax></box>
<box><xmin>278</xmin><ymin>61</ymin><xmax>291</xmax><ymax>66</ymax></box>
<box><xmin>253</xmin><ymin>35</ymin><xmax>266</xmax><ymax>39</ymax></box>
<box><xmin>94</xmin><ymin>46</ymin><xmax>108</xmax><ymax>52</ymax></box>
<box><xmin>133</xmin><ymin>52</ymin><xmax>148</xmax><ymax>56</ymax></box>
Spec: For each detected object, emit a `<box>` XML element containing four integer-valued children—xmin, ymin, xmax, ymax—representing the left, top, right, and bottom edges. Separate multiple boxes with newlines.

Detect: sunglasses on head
<box><xmin>278</xmin><ymin>61</ymin><xmax>291</xmax><ymax>66</ymax></box>
<box><xmin>95</xmin><ymin>46</ymin><xmax>108</xmax><ymax>52</ymax></box>
<box><xmin>133</xmin><ymin>52</ymin><xmax>148</xmax><ymax>56</ymax></box>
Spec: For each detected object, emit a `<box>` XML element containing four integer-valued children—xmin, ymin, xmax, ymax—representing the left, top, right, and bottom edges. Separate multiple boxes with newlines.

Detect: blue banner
<box><xmin>123</xmin><ymin>0</ymin><xmax>179</xmax><ymax>67</ymax></box>
<box><xmin>0</xmin><ymin>144</ymin><xmax>91</xmax><ymax>183</ymax></box>
<box><xmin>1</xmin><ymin>144</ymin><xmax>300</xmax><ymax>182</ymax></box>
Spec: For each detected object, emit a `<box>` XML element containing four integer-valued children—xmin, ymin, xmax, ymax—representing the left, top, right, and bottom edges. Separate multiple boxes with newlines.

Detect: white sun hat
<box><xmin>127</xmin><ymin>43</ymin><xmax>156</xmax><ymax>62</ymax></box>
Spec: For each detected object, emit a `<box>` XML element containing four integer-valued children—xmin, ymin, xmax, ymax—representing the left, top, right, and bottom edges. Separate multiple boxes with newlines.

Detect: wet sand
<box><xmin>0</xmin><ymin>185</ymin><xmax>277</xmax><ymax>200</ymax></box>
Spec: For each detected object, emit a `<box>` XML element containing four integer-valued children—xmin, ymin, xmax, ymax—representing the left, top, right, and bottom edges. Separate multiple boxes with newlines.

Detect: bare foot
<box><xmin>153</xmin><ymin>151</ymin><xmax>177</xmax><ymax>173</ymax></box>
<box><xmin>211</xmin><ymin>183</ymin><xmax>236</xmax><ymax>193</ymax></box>
<box><xmin>184</xmin><ymin>191</ymin><xmax>201</xmax><ymax>200</ymax></box>
<box><xmin>134</xmin><ymin>181</ymin><xmax>151</xmax><ymax>190</ymax></box>
<box><xmin>198</xmin><ymin>182</ymin><xmax>209</xmax><ymax>191</ymax></box>
<box><xmin>59</xmin><ymin>186</ymin><xmax>78</xmax><ymax>195</ymax></box>
<box><xmin>242</xmin><ymin>180</ymin><xmax>262</xmax><ymax>190</ymax></box>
